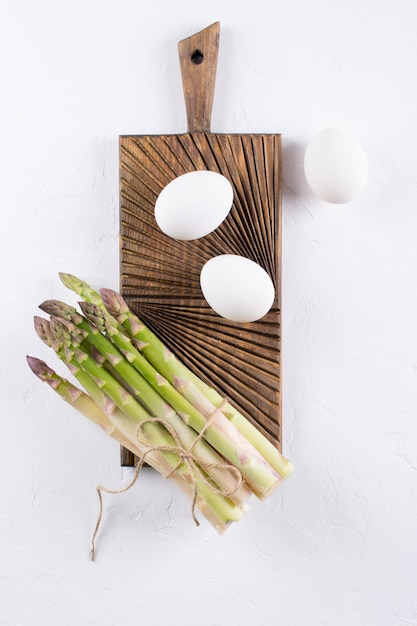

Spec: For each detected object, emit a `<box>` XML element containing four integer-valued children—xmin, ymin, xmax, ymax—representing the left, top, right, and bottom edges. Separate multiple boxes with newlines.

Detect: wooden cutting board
<box><xmin>119</xmin><ymin>22</ymin><xmax>282</xmax><ymax>466</ymax></box>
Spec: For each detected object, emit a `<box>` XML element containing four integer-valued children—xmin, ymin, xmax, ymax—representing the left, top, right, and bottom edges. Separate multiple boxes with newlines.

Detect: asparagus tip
<box><xmin>33</xmin><ymin>316</ymin><xmax>52</xmax><ymax>346</ymax></box>
<box><xmin>26</xmin><ymin>355</ymin><xmax>48</xmax><ymax>375</ymax></box>
<box><xmin>100</xmin><ymin>288</ymin><xmax>128</xmax><ymax>316</ymax></box>
<box><xmin>58</xmin><ymin>272</ymin><xmax>77</xmax><ymax>287</ymax></box>
<box><xmin>26</xmin><ymin>356</ymin><xmax>59</xmax><ymax>386</ymax></box>
<box><xmin>78</xmin><ymin>300</ymin><xmax>101</xmax><ymax>321</ymax></box>
<box><xmin>49</xmin><ymin>315</ymin><xmax>88</xmax><ymax>345</ymax></box>
<box><xmin>39</xmin><ymin>299</ymin><xmax>79</xmax><ymax>319</ymax></box>
<box><xmin>38</xmin><ymin>300</ymin><xmax>50</xmax><ymax>313</ymax></box>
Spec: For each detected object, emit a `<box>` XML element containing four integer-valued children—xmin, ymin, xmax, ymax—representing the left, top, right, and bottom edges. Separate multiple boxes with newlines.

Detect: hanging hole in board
<box><xmin>191</xmin><ymin>49</ymin><xmax>204</xmax><ymax>64</ymax></box>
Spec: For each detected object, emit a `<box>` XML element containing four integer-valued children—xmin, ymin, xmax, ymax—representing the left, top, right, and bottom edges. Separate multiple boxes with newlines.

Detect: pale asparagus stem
<box><xmin>26</xmin><ymin>356</ymin><xmax>230</xmax><ymax>532</ymax></box>
<box><xmin>39</xmin><ymin>301</ymin><xmax>250</xmax><ymax>505</ymax></box>
<box><xmin>40</xmin><ymin>316</ymin><xmax>245</xmax><ymax>525</ymax></box>
<box><xmin>177</xmin><ymin>368</ymin><xmax>294</xmax><ymax>479</ymax></box>
<box><xmin>78</xmin><ymin>301</ymin><xmax>252</xmax><ymax>505</ymax></box>
<box><xmin>100</xmin><ymin>289</ymin><xmax>293</xmax><ymax>491</ymax></box>
<box><xmin>43</xmin><ymin>301</ymin><xmax>280</xmax><ymax>499</ymax></box>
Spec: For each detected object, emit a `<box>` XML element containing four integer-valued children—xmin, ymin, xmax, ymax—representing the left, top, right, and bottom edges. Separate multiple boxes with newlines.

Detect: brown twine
<box><xmin>90</xmin><ymin>400</ymin><xmax>243</xmax><ymax>561</ymax></box>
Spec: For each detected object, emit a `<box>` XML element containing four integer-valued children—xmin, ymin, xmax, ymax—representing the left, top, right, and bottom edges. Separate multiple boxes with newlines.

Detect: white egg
<box><xmin>304</xmin><ymin>128</ymin><xmax>368</xmax><ymax>204</ymax></box>
<box><xmin>200</xmin><ymin>255</ymin><xmax>275</xmax><ymax>323</ymax></box>
<box><xmin>154</xmin><ymin>170</ymin><xmax>233</xmax><ymax>240</ymax></box>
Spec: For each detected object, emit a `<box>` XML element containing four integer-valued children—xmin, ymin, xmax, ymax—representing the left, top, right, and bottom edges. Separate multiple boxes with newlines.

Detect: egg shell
<box><xmin>154</xmin><ymin>170</ymin><xmax>234</xmax><ymax>240</ymax></box>
<box><xmin>200</xmin><ymin>255</ymin><xmax>275</xmax><ymax>323</ymax></box>
<box><xmin>304</xmin><ymin>128</ymin><xmax>368</xmax><ymax>204</ymax></box>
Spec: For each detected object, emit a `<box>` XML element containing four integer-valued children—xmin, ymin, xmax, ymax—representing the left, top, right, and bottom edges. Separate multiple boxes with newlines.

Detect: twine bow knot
<box><xmin>90</xmin><ymin>401</ymin><xmax>243</xmax><ymax>561</ymax></box>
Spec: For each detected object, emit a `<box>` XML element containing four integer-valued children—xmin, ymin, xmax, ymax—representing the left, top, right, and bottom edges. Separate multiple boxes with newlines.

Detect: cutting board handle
<box><xmin>178</xmin><ymin>22</ymin><xmax>220</xmax><ymax>133</ymax></box>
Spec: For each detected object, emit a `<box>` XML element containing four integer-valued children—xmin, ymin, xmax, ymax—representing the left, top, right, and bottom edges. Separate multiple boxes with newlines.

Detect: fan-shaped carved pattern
<box><xmin>119</xmin><ymin>132</ymin><xmax>282</xmax><ymax>454</ymax></box>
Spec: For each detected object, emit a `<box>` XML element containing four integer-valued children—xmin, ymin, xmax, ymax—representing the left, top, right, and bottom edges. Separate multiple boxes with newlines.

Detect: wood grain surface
<box><xmin>119</xmin><ymin>23</ymin><xmax>282</xmax><ymax>466</ymax></box>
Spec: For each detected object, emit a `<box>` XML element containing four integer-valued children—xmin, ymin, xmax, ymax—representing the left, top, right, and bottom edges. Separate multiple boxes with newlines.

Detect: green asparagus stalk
<box><xmin>39</xmin><ymin>315</ymin><xmax>246</xmax><ymax>526</ymax></box>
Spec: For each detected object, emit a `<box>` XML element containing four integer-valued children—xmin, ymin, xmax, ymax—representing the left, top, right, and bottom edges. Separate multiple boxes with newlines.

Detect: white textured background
<box><xmin>1</xmin><ymin>1</ymin><xmax>417</xmax><ymax>625</ymax></box>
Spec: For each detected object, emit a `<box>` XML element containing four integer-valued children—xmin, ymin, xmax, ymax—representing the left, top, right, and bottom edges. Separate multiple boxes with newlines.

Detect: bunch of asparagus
<box><xmin>27</xmin><ymin>273</ymin><xmax>293</xmax><ymax>533</ymax></box>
